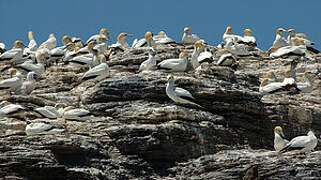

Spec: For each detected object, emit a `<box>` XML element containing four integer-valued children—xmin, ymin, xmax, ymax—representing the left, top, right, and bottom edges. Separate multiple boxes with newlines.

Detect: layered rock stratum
<box><xmin>1</xmin><ymin>43</ymin><xmax>321</xmax><ymax>179</ymax></box>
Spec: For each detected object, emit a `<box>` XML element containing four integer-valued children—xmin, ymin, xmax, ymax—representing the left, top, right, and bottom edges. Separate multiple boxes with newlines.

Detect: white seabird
<box><xmin>16</xmin><ymin>52</ymin><xmax>45</xmax><ymax>75</ymax></box>
<box><xmin>295</xmin><ymin>33</ymin><xmax>315</xmax><ymax>48</ymax></box>
<box><xmin>265</xmin><ymin>71</ymin><xmax>277</xmax><ymax>83</ymax></box>
<box><xmin>198</xmin><ymin>47</ymin><xmax>214</xmax><ymax>64</ymax></box>
<box><xmin>282</xmin><ymin>69</ymin><xmax>296</xmax><ymax>86</ymax></box>
<box><xmin>222</xmin><ymin>26</ymin><xmax>243</xmax><ymax>44</ymax></box>
<box><xmin>191</xmin><ymin>40</ymin><xmax>204</xmax><ymax>69</ymax></box>
<box><xmin>0</xmin><ymin>68</ymin><xmax>24</xmax><ymax>93</ymax></box>
<box><xmin>182</xmin><ymin>27</ymin><xmax>200</xmax><ymax>44</ymax></box>
<box><xmin>269</xmin><ymin>39</ymin><xmax>306</xmax><ymax>58</ymax></box>
<box><xmin>110</xmin><ymin>32</ymin><xmax>134</xmax><ymax>51</ymax></box>
<box><xmin>225</xmin><ymin>37</ymin><xmax>250</xmax><ymax>56</ymax></box>
<box><xmin>0</xmin><ymin>40</ymin><xmax>27</xmax><ymax>62</ymax></box>
<box><xmin>259</xmin><ymin>78</ymin><xmax>285</xmax><ymax>95</ymax></box>
<box><xmin>0</xmin><ymin>42</ymin><xmax>6</xmax><ymax>54</ymax></box>
<box><xmin>272</xmin><ymin>28</ymin><xmax>289</xmax><ymax>49</ymax></box>
<box><xmin>287</xmin><ymin>29</ymin><xmax>296</xmax><ymax>46</ymax></box>
<box><xmin>139</xmin><ymin>48</ymin><xmax>157</xmax><ymax>72</ymax></box>
<box><xmin>35</xmin><ymin>105</ymin><xmax>59</xmax><ymax>119</ymax></box>
<box><xmin>216</xmin><ymin>48</ymin><xmax>237</xmax><ymax>66</ymax></box>
<box><xmin>166</xmin><ymin>74</ymin><xmax>200</xmax><ymax>107</ymax></box>
<box><xmin>39</xmin><ymin>33</ymin><xmax>57</xmax><ymax>50</ymax></box>
<box><xmin>132</xmin><ymin>31</ymin><xmax>155</xmax><ymax>48</ymax></box>
<box><xmin>26</xmin><ymin>122</ymin><xmax>53</xmax><ymax>135</ymax></box>
<box><xmin>16</xmin><ymin>71</ymin><xmax>36</xmax><ymax>95</ymax></box>
<box><xmin>72</xmin><ymin>37</ymin><xmax>84</xmax><ymax>48</ymax></box>
<box><xmin>61</xmin><ymin>106</ymin><xmax>90</xmax><ymax>119</ymax></box>
<box><xmin>68</xmin><ymin>41</ymin><xmax>97</xmax><ymax>67</ymax></box>
<box><xmin>153</xmin><ymin>31</ymin><xmax>175</xmax><ymax>44</ymax></box>
<box><xmin>280</xmin><ymin>130</ymin><xmax>317</xmax><ymax>153</ymax></box>
<box><xmin>23</xmin><ymin>31</ymin><xmax>38</xmax><ymax>55</ymax></box>
<box><xmin>157</xmin><ymin>51</ymin><xmax>189</xmax><ymax>72</ymax></box>
<box><xmin>93</xmin><ymin>35</ymin><xmax>108</xmax><ymax>54</ymax></box>
<box><xmin>50</xmin><ymin>35</ymin><xmax>72</xmax><ymax>58</ymax></box>
<box><xmin>86</xmin><ymin>28</ymin><xmax>110</xmax><ymax>44</ymax></box>
<box><xmin>274</xmin><ymin>126</ymin><xmax>289</xmax><ymax>152</ymax></box>
<box><xmin>240</xmin><ymin>29</ymin><xmax>257</xmax><ymax>46</ymax></box>
<box><xmin>81</xmin><ymin>54</ymin><xmax>109</xmax><ymax>80</ymax></box>
<box><xmin>296</xmin><ymin>72</ymin><xmax>312</xmax><ymax>93</ymax></box>
<box><xmin>0</xmin><ymin>101</ymin><xmax>25</xmax><ymax>117</ymax></box>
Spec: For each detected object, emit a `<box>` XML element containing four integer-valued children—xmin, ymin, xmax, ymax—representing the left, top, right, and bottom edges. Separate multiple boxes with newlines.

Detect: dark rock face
<box><xmin>1</xmin><ymin>44</ymin><xmax>321</xmax><ymax>179</ymax></box>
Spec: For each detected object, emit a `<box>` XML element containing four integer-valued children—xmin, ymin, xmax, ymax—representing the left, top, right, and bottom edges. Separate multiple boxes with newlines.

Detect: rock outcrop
<box><xmin>1</xmin><ymin>43</ymin><xmax>321</xmax><ymax>179</ymax></box>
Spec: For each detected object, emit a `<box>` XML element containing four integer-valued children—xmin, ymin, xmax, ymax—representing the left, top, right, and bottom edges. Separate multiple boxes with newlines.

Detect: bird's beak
<box><xmin>126</xmin><ymin>34</ymin><xmax>134</xmax><ymax>37</ymax></box>
<box><xmin>22</xmin><ymin>43</ymin><xmax>28</xmax><ymax>48</ymax></box>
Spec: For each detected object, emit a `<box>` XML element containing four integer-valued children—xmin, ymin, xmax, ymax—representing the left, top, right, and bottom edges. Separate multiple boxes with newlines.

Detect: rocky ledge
<box><xmin>1</xmin><ymin>44</ymin><xmax>321</xmax><ymax>179</ymax></box>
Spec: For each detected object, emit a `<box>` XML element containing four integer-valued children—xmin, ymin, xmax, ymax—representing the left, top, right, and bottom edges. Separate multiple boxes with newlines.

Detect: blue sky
<box><xmin>1</xmin><ymin>0</ymin><xmax>320</xmax><ymax>50</ymax></box>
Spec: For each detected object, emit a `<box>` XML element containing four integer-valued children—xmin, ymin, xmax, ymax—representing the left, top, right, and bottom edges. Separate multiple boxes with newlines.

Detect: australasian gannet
<box><xmin>282</xmin><ymin>69</ymin><xmax>296</xmax><ymax>86</ymax></box>
<box><xmin>35</xmin><ymin>105</ymin><xmax>59</xmax><ymax>119</ymax></box>
<box><xmin>110</xmin><ymin>33</ymin><xmax>133</xmax><ymax>51</ymax></box>
<box><xmin>16</xmin><ymin>71</ymin><xmax>36</xmax><ymax>95</ymax></box>
<box><xmin>287</xmin><ymin>29</ymin><xmax>296</xmax><ymax>46</ymax></box>
<box><xmin>0</xmin><ymin>40</ymin><xmax>27</xmax><ymax>62</ymax></box>
<box><xmin>26</xmin><ymin>122</ymin><xmax>53</xmax><ymax>135</ymax></box>
<box><xmin>139</xmin><ymin>48</ymin><xmax>157</xmax><ymax>72</ymax></box>
<box><xmin>265</xmin><ymin>71</ymin><xmax>277</xmax><ymax>83</ymax></box>
<box><xmin>268</xmin><ymin>39</ymin><xmax>306</xmax><ymax>58</ymax></box>
<box><xmin>240</xmin><ymin>29</ymin><xmax>257</xmax><ymax>46</ymax></box>
<box><xmin>61</xmin><ymin>106</ymin><xmax>90</xmax><ymax>119</ymax></box>
<box><xmin>295</xmin><ymin>33</ymin><xmax>318</xmax><ymax>54</ymax></box>
<box><xmin>39</xmin><ymin>33</ymin><xmax>57</xmax><ymax>50</ymax></box>
<box><xmin>23</xmin><ymin>31</ymin><xmax>38</xmax><ymax>55</ymax></box>
<box><xmin>222</xmin><ymin>26</ymin><xmax>243</xmax><ymax>44</ymax></box>
<box><xmin>68</xmin><ymin>41</ymin><xmax>97</xmax><ymax>66</ymax></box>
<box><xmin>132</xmin><ymin>31</ymin><xmax>154</xmax><ymax>48</ymax></box>
<box><xmin>0</xmin><ymin>101</ymin><xmax>25</xmax><ymax>117</ymax></box>
<box><xmin>157</xmin><ymin>51</ymin><xmax>189</xmax><ymax>72</ymax></box>
<box><xmin>153</xmin><ymin>31</ymin><xmax>175</xmax><ymax>44</ymax></box>
<box><xmin>93</xmin><ymin>35</ymin><xmax>108</xmax><ymax>54</ymax></box>
<box><xmin>216</xmin><ymin>48</ymin><xmax>237</xmax><ymax>66</ymax></box>
<box><xmin>166</xmin><ymin>74</ymin><xmax>201</xmax><ymax>107</ymax></box>
<box><xmin>296</xmin><ymin>72</ymin><xmax>312</xmax><ymax>93</ymax></box>
<box><xmin>0</xmin><ymin>68</ymin><xmax>24</xmax><ymax>93</ymax></box>
<box><xmin>86</xmin><ymin>28</ymin><xmax>110</xmax><ymax>44</ymax></box>
<box><xmin>81</xmin><ymin>54</ymin><xmax>109</xmax><ymax>80</ymax></box>
<box><xmin>274</xmin><ymin>126</ymin><xmax>289</xmax><ymax>152</ymax></box>
<box><xmin>191</xmin><ymin>40</ymin><xmax>204</xmax><ymax>69</ymax></box>
<box><xmin>72</xmin><ymin>37</ymin><xmax>84</xmax><ymax>48</ymax></box>
<box><xmin>272</xmin><ymin>28</ymin><xmax>289</xmax><ymax>49</ymax></box>
<box><xmin>50</xmin><ymin>35</ymin><xmax>72</xmax><ymax>57</ymax></box>
<box><xmin>182</xmin><ymin>27</ymin><xmax>200</xmax><ymax>44</ymax></box>
<box><xmin>259</xmin><ymin>78</ymin><xmax>285</xmax><ymax>95</ymax></box>
<box><xmin>280</xmin><ymin>130</ymin><xmax>317</xmax><ymax>153</ymax></box>
<box><xmin>16</xmin><ymin>53</ymin><xmax>45</xmax><ymax>75</ymax></box>
<box><xmin>0</xmin><ymin>43</ymin><xmax>6</xmax><ymax>54</ymax></box>
<box><xmin>225</xmin><ymin>37</ymin><xmax>250</xmax><ymax>56</ymax></box>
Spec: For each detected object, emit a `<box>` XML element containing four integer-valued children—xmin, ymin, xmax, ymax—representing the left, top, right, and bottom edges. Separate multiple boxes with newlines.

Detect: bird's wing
<box><xmin>83</xmin><ymin>63</ymin><xmax>108</xmax><ymax>79</ymax></box>
<box><xmin>174</xmin><ymin>87</ymin><xmax>195</xmax><ymax>100</ymax></box>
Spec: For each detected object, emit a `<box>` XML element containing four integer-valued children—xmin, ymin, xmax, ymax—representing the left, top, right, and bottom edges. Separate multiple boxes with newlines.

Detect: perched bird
<box><xmin>191</xmin><ymin>40</ymin><xmax>205</xmax><ymax>69</ymax></box>
<box><xmin>296</xmin><ymin>72</ymin><xmax>312</xmax><ymax>93</ymax></box>
<box><xmin>216</xmin><ymin>48</ymin><xmax>237</xmax><ymax>66</ymax></box>
<box><xmin>68</xmin><ymin>41</ymin><xmax>98</xmax><ymax>67</ymax></box>
<box><xmin>157</xmin><ymin>51</ymin><xmax>189</xmax><ymax>72</ymax></box>
<box><xmin>295</xmin><ymin>33</ymin><xmax>319</xmax><ymax>53</ymax></box>
<box><xmin>50</xmin><ymin>35</ymin><xmax>72</xmax><ymax>57</ymax></box>
<box><xmin>282</xmin><ymin>69</ymin><xmax>296</xmax><ymax>86</ymax></box>
<box><xmin>35</xmin><ymin>105</ymin><xmax>59</xmax><ymax>119</ymax></box>
<box><xmin>139</xmin><ymin>48</ymin><xmax>157</xmax><ymax>72</ymax></box>
<box><xmin>110</xmin><ymin>33</ymin><xmax>133</xmax><ymax>51</ymax></box>
<box><xmin>0</xmin><ymin>68</ymin><xmax>24</xmax><ymax>94</ymax></box>
<box><xmin>132</xmin><ymin>31</ymin><xmax>155</xmax><ymax>48</ymax></box>
<box><xmin>222</xmin><ymin>26</ymin><xmax>243</xmax><ymax>43</ymax></box>
<box><xmin>39</xmin><ymin>33</ymin><xmax>57</xmax><ymax>50</ymax></box>
<box><xmin>225</xmin><ymin>37</ymin><xmax>250</xmax><ymax>56</ymax></box>
<box><xmin>272</xmin><ymin>28</ymin><xmax>289</xmax><ymax>49</ymax></box>
<box><xmin>16</xmin><ymin>52</ymin><xmax>45</xmax><ymax>75</ymax></box>
<box><xmin>86</xmin><ymin>28</ymin><xmax>110</xmax><ymax>44</ymax></box>
<box><xmin>166</xmin><ymin>74</ymin><xmax>200</xmax><ymax>107</ymax></box>
<box><xmin>26</xmin><ymin>122</ymin><xmax>53</xmax><ymax>135</ymax></box>
<box><xmin>61</xmin><ymin>106</ymin><xmax>90</xmax><ymax>119</ymax></box>
<box><xmin>182</xmin><ymin>27</ymin><xmax>200</xmax><ymax>44</ymax></box>
<box><xmin>23</xmin><ymin>31</ymin><xmax>37</xmax><ymax>55</ymax></box>
<box><xmin>259</xmin><ymin>78</ymin><xmax>286</xmax><ymax>95</ymax></box>
<box><xmin>287</xmin><ymin>29</ymin><xmax>296</xmax><ymax>46</ymax></box>
<box><xmin>274</xmin><ymin>126</ymin><xmax>289</xmax><ymax>152</ymax></box>
<box><xmin>81</xmin><ymin>54</ymin><xmax>109</xmax><ymax>81</ymax></box>
<box><xmin>0</xmin><ymin>40</ymin><xmax>27</xmax><ymax>62</ymax></box>
<box><xmin>280</xmin><ymin>130</ymin><xmax>317</xmax><ymax>153</ymax></box>
<box><xmin>72</xmin><ymin>37</ymin><xmax>84</xmax><ymax>48</ymax></box>
<box><xmin>153</xmin><ymin>31</ymin><xmax>175</xmax><ymax>44</ymax></box>
<box><xmin>93</xmin><ymin>35</ymin><xmax>108</xmax><ymax>54</ymax></box>
<box><xmin>265</xmin><ymin>71</ymin><xmax>277</xmax><ymax>83</ymax></box>
<box><xmin>240</xmin><ymin>29</ymin><xmax>257</xmax><ymax>46</ymax></box>
<box><xmin>268</xmin><ymin>39</ymin><xmax>306</xmax><ymax>58</ymax></box>
<box><xmin>16</xmin><ymin>71</ymin><xmax>36</xmax><ymax>95</ymax></box>
<box><xmin>0</xmin><ymin>42</ymin><xmax>6</xmax><ymax>54</ymax></box>
<box><xmin>0</xmin><ymin>101</ymin><xmax>26</xmax><ymax>117</ymax></box>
